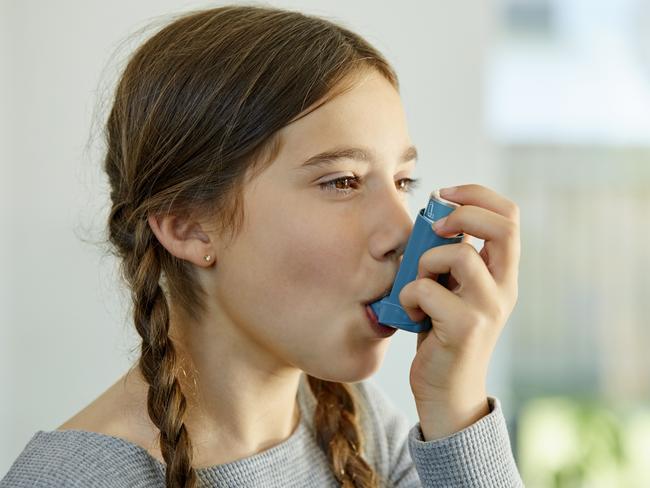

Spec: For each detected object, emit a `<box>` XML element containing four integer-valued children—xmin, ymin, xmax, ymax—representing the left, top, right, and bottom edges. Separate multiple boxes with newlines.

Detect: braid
<box><xmin>120</xmin><ymin>215</ymin><xmax>199</xmax><ymax>488</ymax></box>
<box><xmin>307</xmin><ymin>376</ymin><xmax>383</xmax><ymax>487</ymax></box>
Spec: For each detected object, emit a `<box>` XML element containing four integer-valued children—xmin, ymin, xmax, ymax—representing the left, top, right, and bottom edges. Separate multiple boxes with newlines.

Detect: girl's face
<box><xmin>206</xmin><ymin>69</ymin><xmax>417</xmax><ymax>382</ymax></box>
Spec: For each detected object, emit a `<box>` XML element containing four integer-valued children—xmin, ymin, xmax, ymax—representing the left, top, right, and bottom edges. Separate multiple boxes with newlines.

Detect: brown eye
<box><xmin>318</xmin><ymin>175</ymin><xmax>420</xmax><ymax>195</ymax></box>
<box><xmin>396</xmin><ymin>178</ymin><xmax>420</xmax><ymax>193</ymax></box>
<box><xmin>319</xmin><ymin>175</ymin><xmax>362</xmax><ymax>194</ymax></box>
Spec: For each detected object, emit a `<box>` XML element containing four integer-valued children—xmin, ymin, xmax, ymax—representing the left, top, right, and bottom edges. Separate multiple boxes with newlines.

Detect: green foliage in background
<box><xmin>517</xmin><ymin>397</ymin><xmax>650</xmax><ymax>488</ymax></box>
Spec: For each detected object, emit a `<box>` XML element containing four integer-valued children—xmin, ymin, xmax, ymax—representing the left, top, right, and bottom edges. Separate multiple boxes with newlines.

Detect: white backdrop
<box><xmin>1</xmin><ymin>0</ymin><xmax>513</xmax><ymax>473</ymax></box>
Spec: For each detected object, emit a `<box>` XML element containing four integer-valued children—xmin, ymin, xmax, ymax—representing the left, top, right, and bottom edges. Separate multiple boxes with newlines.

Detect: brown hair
<box><xmin>103</xmin><ymin>4</ymin><xmax>398</xmax><ymax>487</ymax></box>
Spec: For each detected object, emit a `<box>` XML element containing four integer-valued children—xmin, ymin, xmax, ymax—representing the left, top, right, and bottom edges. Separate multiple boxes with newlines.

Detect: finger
<box><xmin>434</xmin><ymin>205</ymin><xmax>512</xmax><ymax>242</ymax></box>
<box><xmin>424</xmin><ymin>230</ymin><xmax>474</xmax><ymax>287</ymax></box>
<box><xmin>439</xmin><ymin>184</ymin><xmax>520</xmax><ymax>222</ymax></box>
<box><xmin>417</xmin><ymin>242</ymin><xmax>496</xmax><ymax>308</ymax></box>
<box><xmin>400</xmin><ymin>277</ymin><xmax>464</xmax><ymax>325</ymax></box>
<box><xmin>439</xmin><ymin>234</ymin><xmax>474</xmax><ymax>290</ymax></box>
<box><xmin>434</xmin><ymin>205</ymin><xmax>519</xmax><ymax>286</ymax></box>
<box><xmin>399</xmin><ymin>278</ymin><xmax>472</xmax><ymax>347</ymax></box>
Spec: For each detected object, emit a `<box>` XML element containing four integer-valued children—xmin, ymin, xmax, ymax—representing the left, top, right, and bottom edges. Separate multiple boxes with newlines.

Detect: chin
<box><xmin>309</xmin><ymin>349</ymin><xmax>386</xmax><ymax>384</ymax></box>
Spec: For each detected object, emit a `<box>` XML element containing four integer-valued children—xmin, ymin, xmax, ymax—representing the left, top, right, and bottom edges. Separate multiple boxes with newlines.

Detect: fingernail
<box><xmin>440</xmin><ymin>187</ymin><xmax>456</xmax><ymax>197</ymax></box>
<box><xmin>433</xmin><ymin>216</ymin><xmax>447</xmax><ymax>230</ymax></box>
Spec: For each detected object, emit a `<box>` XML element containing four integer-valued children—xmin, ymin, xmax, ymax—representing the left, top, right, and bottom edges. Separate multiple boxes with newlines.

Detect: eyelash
<box><xmin>318</xmin><ymin>174</ymin><xmax>421</xmax><ymax>195</ymax></box>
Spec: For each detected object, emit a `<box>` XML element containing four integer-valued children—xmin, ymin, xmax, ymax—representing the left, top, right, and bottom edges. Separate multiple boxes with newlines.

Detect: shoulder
<box><xmin>0</xmin><ymin>429</ymin><xmax>164</xmax><ymax>488</ymax></box>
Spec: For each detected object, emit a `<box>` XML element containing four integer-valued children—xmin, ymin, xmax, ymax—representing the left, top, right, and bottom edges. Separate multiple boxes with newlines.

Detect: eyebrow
<box><xmin>297</xmin><ymin>145</ymin><xmax>418</xmax><ymax>170</ymax></box>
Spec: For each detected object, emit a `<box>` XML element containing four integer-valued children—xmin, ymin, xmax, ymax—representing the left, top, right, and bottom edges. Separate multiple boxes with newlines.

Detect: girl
<box><xmin>1</xmin><ymin>5</ymin><xmax>523</xmax><ymax>487</ymax></box>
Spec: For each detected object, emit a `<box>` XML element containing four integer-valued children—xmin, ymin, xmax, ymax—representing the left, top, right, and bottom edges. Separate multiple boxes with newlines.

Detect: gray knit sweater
<box><xmin>1</xmin><ymin>373</ymin><xmax>524</xmax><ymax>487</ymax></box>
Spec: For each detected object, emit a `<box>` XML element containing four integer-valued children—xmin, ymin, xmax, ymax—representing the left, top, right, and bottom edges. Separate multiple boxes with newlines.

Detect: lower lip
<box><xmin>364</xmin><ymin>305</ymin><xmax>397</xmax><ymax>338</ymax></box>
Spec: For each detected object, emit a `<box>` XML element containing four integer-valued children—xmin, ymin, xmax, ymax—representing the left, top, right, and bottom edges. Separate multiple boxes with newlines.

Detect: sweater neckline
<box><xmin>37</xmin><ymin>375</ymin><xmax>317</xmax><ymax>476</ymax></box>
<box><xmin>36</xmin><ymin>412</ymin><xmax>311</xmax><ymax>476</ymax></box>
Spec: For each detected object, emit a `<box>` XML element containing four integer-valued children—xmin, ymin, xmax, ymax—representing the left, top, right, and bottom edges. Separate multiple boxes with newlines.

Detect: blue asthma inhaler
<box><xmin>369</xmin><ymin>189</ymin><xmax>464</xmax><ymax>333</ymax></box>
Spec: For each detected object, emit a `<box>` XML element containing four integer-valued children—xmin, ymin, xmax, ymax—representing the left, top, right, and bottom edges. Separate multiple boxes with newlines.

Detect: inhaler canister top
<box><xmin>424</xmin><ymin>189</ymin><xmax>461</xmax><ymax>220</ymax></box>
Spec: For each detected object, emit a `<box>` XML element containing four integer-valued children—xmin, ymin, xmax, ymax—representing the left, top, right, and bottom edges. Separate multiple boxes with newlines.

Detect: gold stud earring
<box><xmin>203</xmin><ymin>254</ymin><xmax>212</xmax><ymax>262</ymax></box>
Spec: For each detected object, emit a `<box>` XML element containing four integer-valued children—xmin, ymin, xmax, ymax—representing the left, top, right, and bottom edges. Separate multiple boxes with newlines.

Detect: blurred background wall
<box><xmin>2</xmin><ymin>0</ymin><xmax>649</xmax><ymax>485</ymax></box>
<box><xmin>490</xmin><ymin>1</ymin><xmax>650</xmax><ymax>485</ymax></box>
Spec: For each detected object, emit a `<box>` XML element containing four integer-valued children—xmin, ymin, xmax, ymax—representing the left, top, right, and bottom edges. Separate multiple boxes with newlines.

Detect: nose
<box><xmin>367</xmin><ymin>188</ymin><xmax>414</xmax><ymax>262</ymax></box>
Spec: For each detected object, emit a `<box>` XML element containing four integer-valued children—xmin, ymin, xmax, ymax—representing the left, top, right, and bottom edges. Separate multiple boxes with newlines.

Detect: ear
<box><xmin>147</xmin><ymin>213</ymin><xmax>216</xmax><ymax>267</ymax></box>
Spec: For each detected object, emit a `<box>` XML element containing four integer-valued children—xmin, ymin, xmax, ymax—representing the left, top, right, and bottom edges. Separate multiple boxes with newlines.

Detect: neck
<box><xmin>122</xmin><ymin>306</ymin><xmax>304</xmax><ymax>467</ymax></box>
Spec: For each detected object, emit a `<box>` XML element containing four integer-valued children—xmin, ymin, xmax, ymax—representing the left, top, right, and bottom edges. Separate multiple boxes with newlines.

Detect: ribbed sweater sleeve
<box><xmin>358</xmin><ymin>380</ymin><xmax>525</xmax><ymax>487</ymax></box>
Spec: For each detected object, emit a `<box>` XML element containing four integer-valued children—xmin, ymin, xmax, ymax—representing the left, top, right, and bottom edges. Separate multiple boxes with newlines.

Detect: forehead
<box><xmin>272</xmin><ymin>70</ymin><xmax>409</xmax><ymax>168</ymax></box>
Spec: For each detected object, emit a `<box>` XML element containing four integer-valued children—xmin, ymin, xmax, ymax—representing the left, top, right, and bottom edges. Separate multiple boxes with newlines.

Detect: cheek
<box><xmin>222</xmin><ymin>199</ymin><xmax>361</xmax><ymax>325</ymax></box>
<box><xmin>263</xmin><ymin>212</ymin><xmax>357</xmax><ymax>301</ymax></box>
<box><xmin>215</xmin><ymin>203</ymin><xmax>386</xmax><ymax>378</ymax></box>
<box><xmin>239</xmin><ymin>174</ymin><xmax>363</xmax><ymax>295</ymax></box>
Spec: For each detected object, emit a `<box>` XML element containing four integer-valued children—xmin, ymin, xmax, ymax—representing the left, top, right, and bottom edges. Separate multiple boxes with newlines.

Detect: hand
<box><xmin>399</xmin><ymin>184</ymin><xmax>520</xmax><ymax>440</ymax></box>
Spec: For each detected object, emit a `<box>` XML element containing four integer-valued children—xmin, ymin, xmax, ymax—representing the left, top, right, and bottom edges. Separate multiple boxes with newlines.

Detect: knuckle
<box><xmin>456</xmin><ymin>242</ymin><xmax>478</xmax><ymax>262</ymax></box>
<box><xmin>460</xmin><ymin>310</ymin><xmax>486</xmax><ymax>338</ymax></box>
<box><xmin>493</xmin><ymin>301</ymin><xmax>508</xmax><ymax>323</ymax></box>
<box><xmin>503</xmin><ymin>219</ymin><xmax>519</xmax><ymax>240</ymax></box>
<box><xmin>413</xmin><ymin>278</ymin><xmax>431</xmax><ymax>298</ymax></box>
<box><xmin>473</xmin><ymin>308</ymin><xmax>488</xmax><ymax>326</ymax></box>
<box><xmin>506</xmin><ymin>201</ymin><xmax>520</xmax><ymax>222</ymax></box>
<box><xmin>491</xmin><ymin>291</ymin><xmax>517</xmax><ymax>325</ymax></box>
